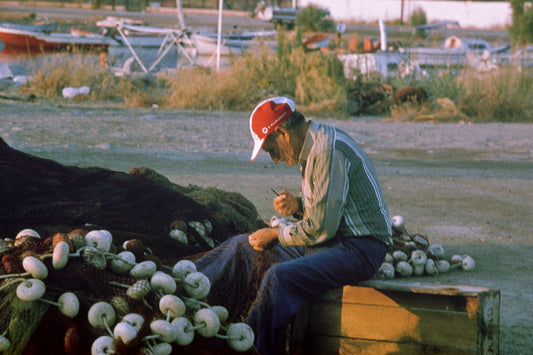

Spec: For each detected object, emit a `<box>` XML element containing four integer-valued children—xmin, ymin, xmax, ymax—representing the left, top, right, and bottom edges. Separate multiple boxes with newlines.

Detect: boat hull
<box><xmin>192</xmin><ymin>32</ymin><xmax>277</xmax><ymax>56</ymax></box>
<box><xmin>304</xmin><ymin>33</ymin><xmax>329</xmax><ymax>50</ymax></box>
<box><xmin>404</xmin><ymin>48</ymin><xmax>467</xmax><ymax>67</ymax></box>
<box><xmin>0</xmin><ymin>26</ymin><xmax>113</xmax><ymax>55</ymax></box>
<box><xmin>111</xmin><ymin>34</ymin><xmax>168</xmax><ymax>49</ymax></box>
<box><xmin>403</xmin><ymin>37</ymin><xmax>510</xmax><ymax>68</ymax></box>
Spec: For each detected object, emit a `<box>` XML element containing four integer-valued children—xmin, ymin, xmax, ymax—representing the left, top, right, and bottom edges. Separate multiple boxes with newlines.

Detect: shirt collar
<box><xmin>298</xmin><ymin>120</ymin><xmax>318</xmax><ymax>166</ymax></box>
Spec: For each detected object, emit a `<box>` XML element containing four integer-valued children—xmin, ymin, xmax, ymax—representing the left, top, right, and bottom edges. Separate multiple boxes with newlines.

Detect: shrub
<box><xmin>410</xmin><ymin>7</ymin><xmax>427</xmax><ymax>27</ymax></box>
<box><xmin>295</xmin><ymin>5</ymin><xmax>336</xmax><ymax>33</ymax></box>
<box><xmin>509</xmin><ymin>0</ymin><xmax>533</xmax><ymax>45</ymax></box>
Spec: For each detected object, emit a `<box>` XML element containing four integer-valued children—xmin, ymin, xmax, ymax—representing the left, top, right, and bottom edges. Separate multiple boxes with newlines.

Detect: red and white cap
<box><xmin>249</xmin><ymin>96</ymin><xmax>295</xmax><ymax>161</ymax></box>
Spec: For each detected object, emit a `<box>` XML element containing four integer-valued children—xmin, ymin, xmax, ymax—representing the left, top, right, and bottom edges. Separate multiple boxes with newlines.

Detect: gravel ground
<box><xmin>0</xmin><ymin>100</ymin><xmax>532</xmax><ymax>353</ymax></box>
<box><xmin>0</xmin><ymin>5</ymin><xmax>532</xmax><ymax>353</ymax></box>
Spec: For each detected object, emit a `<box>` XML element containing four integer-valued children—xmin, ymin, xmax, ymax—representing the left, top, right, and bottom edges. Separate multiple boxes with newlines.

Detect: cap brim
<box><xmin>250</xmin><ymin>137</ymin><xmax>265</xmax><ymax>161</ymax></box>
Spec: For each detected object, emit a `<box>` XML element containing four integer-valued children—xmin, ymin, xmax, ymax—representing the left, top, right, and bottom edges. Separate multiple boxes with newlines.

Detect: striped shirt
<box><xmin>278</xmin><ymin>120</ymin><xmax>393</xmax><ymax>247</ymax></box>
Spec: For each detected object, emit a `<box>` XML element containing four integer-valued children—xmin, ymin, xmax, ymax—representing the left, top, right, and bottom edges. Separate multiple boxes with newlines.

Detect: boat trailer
<box><xmin>97</xmin><ymin>17</ymin><xmax>196</xmax><ymax>74</ymax></box>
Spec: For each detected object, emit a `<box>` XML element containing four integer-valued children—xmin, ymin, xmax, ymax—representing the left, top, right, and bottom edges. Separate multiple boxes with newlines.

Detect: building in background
<box><xmin>295</xmin><ymin>0</ymin><xmax>513</xmax><ymax>29</ymax></box>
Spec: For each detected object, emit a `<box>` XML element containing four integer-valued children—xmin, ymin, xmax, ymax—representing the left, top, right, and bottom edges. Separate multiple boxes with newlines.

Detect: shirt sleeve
<box><xmin>278</xmin><ymin>138</ymin><xmax>349</xmax><ymax>246</ymax></box>
<box><xmin>291</xmin><ymin>197</ymin><xmax>303</xmax><ymax>219</ymax></box>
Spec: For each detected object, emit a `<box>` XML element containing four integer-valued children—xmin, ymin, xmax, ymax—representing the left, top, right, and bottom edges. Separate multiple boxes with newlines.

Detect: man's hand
<box><xmin>248</xmin><ymin>228</ymin><xmax>279</xmax><ymax>251</ymax></box>
<box><xmin>273</xmin><ymin>190</ymin><xmax>300</xmax><ymax>216</ymax></box>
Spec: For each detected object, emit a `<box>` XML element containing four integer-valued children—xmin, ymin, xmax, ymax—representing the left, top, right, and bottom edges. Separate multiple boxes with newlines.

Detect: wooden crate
<box><xmin>290</xmin><ymin>280</ymin><xmax>500</xmax><ymax>355</ymax></box>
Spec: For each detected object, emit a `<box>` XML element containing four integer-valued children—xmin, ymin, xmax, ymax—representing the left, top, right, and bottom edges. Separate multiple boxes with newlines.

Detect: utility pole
<box><xmin>400</xmin><ymin>0</ymin><xmax>404</xmax><ymax>25</ymax></box>
<box><xmin>176</xmin><ymin>0</ymin><xmax>186</xmax><ymax>29</ymax></box>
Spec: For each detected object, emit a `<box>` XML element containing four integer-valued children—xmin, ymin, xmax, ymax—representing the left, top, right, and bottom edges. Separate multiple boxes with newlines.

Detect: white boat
<box><xmin>0</xmin><ymin>21</ymin><xmax>56</xmax><ymax>34</ymax></box>
<box><xmin>97</xmin><ymin>17</ymin><xmax>171</xmax><ymax>48</ymax></box>
<box><xmin>403</xmin><ymin>36</ymin><xmax>510</xmax><ymax>67</ymax></box>
<box><xmin>496</xmin><ymin>44</ymin><xmax>533</xmax><ymax>68</ymax></box>
<box><xmin>192</xmin><ymin>30</ymin><xmax>277</xmax><ymax>56</ymax></box>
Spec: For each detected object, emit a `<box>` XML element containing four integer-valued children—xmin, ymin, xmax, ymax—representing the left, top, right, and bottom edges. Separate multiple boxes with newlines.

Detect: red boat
<box><xmin>304</xmin><ymin>33</ymin><xmax>329</xmax><ymax>51</ymax></box>
<box><xmin>0</xmin><ymin>22</ymin><xmax>116</xmax><ymax>55</ymax></box>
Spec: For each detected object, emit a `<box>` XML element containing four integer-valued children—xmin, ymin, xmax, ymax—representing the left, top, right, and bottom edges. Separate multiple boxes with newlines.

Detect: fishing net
<box><xmin>0</xmin><ymin>138</ymin><xmax>274</xmax><ymax>354</ymax></box>
<box><xmin>190</xmin><ymin>236</ymin><xmax>279</xmax><ymax>323</ymax></box>
<box><xmin>0</xmin><ymin>218</ymin><xmax>476</xmax><ymax>354</ymax></box>
<box><xmin>0</xmin><ymin>228</ymin><xmax>273</xmax><ymax>355</ymax></box>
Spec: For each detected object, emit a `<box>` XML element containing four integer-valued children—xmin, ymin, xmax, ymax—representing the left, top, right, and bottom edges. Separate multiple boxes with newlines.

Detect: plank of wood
<box><xmin>291</xmin><ymin>282</ymin><xmax>500</xmax><ymax>354</ymax></box>
<box><xmin>360</xmin><ymin>280</ymin><xmax>495</xmax><ymax>297</ymax></box>
<box><xmin>308</xmin><ymin>335</ymin><xmax>476</xmax><ymax>355</ymax></box>
<box><xmin>307</xmin><ymin>301</ymin><xmax>479</xmax><ymax>349</ymax></box>
<box><xmin>321</xmin><ymin>286</ymin><xmax>481</xmax><ymax>313</ymax></box>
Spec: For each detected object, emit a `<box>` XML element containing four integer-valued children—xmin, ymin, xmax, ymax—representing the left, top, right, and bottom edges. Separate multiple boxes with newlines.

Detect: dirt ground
<box><xmin>0</xmin><ymin>5</ymin><xmax>532</xmax><ymax>353</ymax></box>
<box><xmin>0</xmin><ymin>100</ymin><xmax>531</xmax><ymax>353</ymax></box>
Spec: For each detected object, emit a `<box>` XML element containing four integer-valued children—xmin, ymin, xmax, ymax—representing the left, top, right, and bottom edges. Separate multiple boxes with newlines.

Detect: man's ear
<box><xmin>275</xmin><ymin>126</ymin><xmax>290</xmax><ymax>140</ymax></box>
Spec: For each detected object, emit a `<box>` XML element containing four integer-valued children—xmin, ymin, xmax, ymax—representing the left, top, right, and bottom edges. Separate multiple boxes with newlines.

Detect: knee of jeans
<box><xmin>263</xmin><ymin>263</ymin><xmax>283</xmax><ymax>285</ymax></box>
<box><xmin>235</xmin><ymin>233</ymin><xmax>250</xmax><ymax>242</ymax></box>
<box><xmin>226</xmin><ymin>234</ymin><xmax>253</xmax><ymax>252</ymax></box>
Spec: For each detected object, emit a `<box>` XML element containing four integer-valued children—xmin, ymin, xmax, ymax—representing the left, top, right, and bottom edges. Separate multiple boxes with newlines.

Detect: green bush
<box><xmin>509</xmin><ymin>0</ymin><xmax>533</xmax><ymax>45</ymax></box>
<box><xmin>295</xmin><ymin>5</ymin><xmax>336</xmax><ymax>33</ymax></box>
<box><xmin>410</xmin><ymin>7</ymin><xmax>427</xmax><ymax>27</ymax></box>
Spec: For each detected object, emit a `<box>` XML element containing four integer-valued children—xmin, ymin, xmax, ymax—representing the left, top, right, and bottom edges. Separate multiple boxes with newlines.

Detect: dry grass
<box><xmin>164</xmin><ymin>42</ymin><xmax>347</xmax><ymax>116</ymax></box>
<box><xmin>164</xmin><ymin>61</ymin><xmax>265</xmax><ymax>111</ymax></box>
<box><xmin>18</xmin><ymin>52</ymin><xmax>135</xmax><ymax>102</ymax></box>
<box><xmin>457</xmin><ymin>68</ymin><xmax>533</xmax><ymax>122</ymax></box>
<box><xmin>11</xmin><ymin>43</ymin><xmax>533</xmax><ymax>122</ymax></box>
<box><xmin>389</xmin><ymin>67</ymin><xmax>533</xmax><ymax>122</ymax></box>
<box><xmin>389</xmin><ymin>98</ymin><xmax>468</xmax><ymax>123</ymax></box>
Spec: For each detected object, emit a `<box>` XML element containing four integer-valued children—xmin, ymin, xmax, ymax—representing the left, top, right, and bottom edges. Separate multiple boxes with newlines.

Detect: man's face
<box><xmin>262</xmin><ymin>130</ymin><xmax>298</xmax><ymax>166</ymax></box>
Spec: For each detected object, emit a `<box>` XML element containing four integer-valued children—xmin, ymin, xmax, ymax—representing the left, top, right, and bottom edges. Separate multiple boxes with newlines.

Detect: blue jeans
<box><xmin>194</xmin><ymin>234</ymin><xmax>386</xmax><ymax>355</ymax></box>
